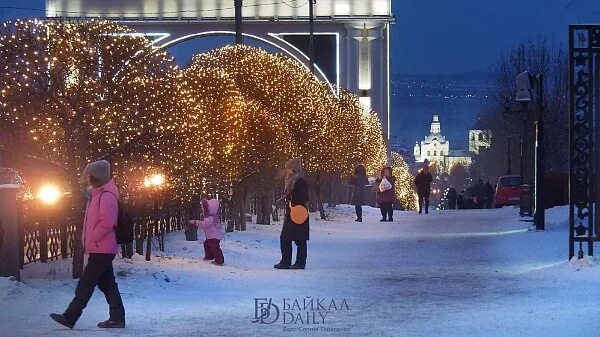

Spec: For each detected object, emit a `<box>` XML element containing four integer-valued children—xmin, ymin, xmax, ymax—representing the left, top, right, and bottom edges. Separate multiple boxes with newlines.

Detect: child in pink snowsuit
<box><xmin>189</xmin><ymin>198</ymin><xmax>224</xmax><ymax>266</ymax></box>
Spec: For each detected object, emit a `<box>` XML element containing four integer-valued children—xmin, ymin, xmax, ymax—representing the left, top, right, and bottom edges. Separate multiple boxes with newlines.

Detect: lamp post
<box><xmin>515</xmin><ymin>71</ymin><xmax>545</xmax><ymax>230</ymax></box>
<box><xmin>309</xmin><ymin>0</ymin><xmax>316</xmax><ymax>74</ymax></box>
<box><xmin>234</xmin><ymin>0</ymin><xmax>243</xmax><ymax>44</ymax></box>
<box><xmin>507</xmin><ymin>136</ymin><xmax>512</xmax><ymax>175</ymax></box>
<box><xmin>143</xmin><ymin>173</ymin><xmax>165</xmax><ymax>261</ymax></box>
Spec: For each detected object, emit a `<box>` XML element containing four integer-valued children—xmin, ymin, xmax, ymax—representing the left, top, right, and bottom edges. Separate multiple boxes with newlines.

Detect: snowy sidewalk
<box><xmin>1</xmin><ymin>205</ymin><xmax>599</xmax><ymax>337</ymax></box>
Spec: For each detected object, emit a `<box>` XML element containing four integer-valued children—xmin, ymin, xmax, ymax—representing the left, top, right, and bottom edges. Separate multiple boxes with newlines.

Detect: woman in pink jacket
<box><xmin>50</xmin><ymin>160</ymin><xmax>126</xmax><ymax>329</ymax></box>
<box><xmin>189</xmin><ymin>198</ymin><xmax>224</xmax><ymax>266</ymax></box>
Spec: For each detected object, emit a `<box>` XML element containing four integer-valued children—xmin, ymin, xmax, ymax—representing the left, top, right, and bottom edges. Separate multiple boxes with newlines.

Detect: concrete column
<box><xmin>347</xmin><ymin>23</ymin><xmax>388</xmax><ymax>141</ymax></box>
<box><xmin>0</xmin><ymin>186</ymin><xmax>20</xmax><ymax>281</ymax></box>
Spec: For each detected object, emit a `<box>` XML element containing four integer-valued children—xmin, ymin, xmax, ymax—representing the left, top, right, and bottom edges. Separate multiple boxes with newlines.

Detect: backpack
<box><xmin>99</xmin><ymin>192</ymin><xmax>134</xmax><ymax>244</ymax></box>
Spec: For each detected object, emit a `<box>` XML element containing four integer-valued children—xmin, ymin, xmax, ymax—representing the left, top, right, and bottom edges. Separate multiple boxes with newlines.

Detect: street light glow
<box><xmin>38</xmin><ymin>185</ymin><xmax>61</xmax><ymax>204</ymax></box>
<box><xmin>144</xmin><ymin>173</ymin><xmax>165</xmax><ymax>188</ymax></box>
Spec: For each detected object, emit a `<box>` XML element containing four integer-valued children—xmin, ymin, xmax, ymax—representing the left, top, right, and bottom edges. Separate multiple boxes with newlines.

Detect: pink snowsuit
<box><xmin>192</xmin><ymin>199</ymin><xmax>224</xmax><ymax>264</ymax></box>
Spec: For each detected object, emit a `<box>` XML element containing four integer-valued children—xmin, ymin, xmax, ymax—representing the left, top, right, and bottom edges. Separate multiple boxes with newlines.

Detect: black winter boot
<box><xmin>97</xmin><ymin>320</ymin><xmax>126</xmax><ymax>328</ymax></box>
<box><xmin>274</xmin><ymin>263</ymin><xmax>291</xmax><ymax>269</ymax></box>
<box><xmin>50</xmin><ymin>313</ymin><xmax>75</xmax><ymax>329</ymax></box>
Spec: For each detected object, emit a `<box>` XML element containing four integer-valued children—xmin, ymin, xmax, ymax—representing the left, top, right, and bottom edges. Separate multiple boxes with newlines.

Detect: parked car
<box><xmin>494</xmin><ymin>175</ymin><xmax>522</xmax><ymax>208</ymax></box>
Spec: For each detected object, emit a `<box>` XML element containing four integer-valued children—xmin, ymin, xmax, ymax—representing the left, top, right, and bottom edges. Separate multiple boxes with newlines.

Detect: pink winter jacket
<box><xmin>192</xmin><ymin>199</ymin><xmax>223</xmax><ymax>240</ymax></box>
<box><xmin>82</xmin><ymin>180</ymin><xmax>119</xmax><ymax>254</ymax></box>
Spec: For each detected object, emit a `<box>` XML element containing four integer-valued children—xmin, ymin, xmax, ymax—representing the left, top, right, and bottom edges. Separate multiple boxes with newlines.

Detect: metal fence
<box><xmin>19</xmin><ymin>199</ymin><xmax>197</xmax><ymax>266</ymax></box>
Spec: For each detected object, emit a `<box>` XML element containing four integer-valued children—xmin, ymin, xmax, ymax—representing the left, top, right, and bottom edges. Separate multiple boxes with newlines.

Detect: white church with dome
<box><xmin>413</xmin><ymin>114</ymin><xmax>477</xmax><ymax>172</ymax></box>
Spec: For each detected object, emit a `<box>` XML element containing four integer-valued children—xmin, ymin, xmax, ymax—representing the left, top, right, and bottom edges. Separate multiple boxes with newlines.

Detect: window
<box><xmin>440</xmin><ymin>151</ymin><xmax>444</xmax><ymax>156</ymax></box>
<box><xmin>434</xmin><ymin>151</ymin><xmax>437</xmax><ymax>156</ymax></box>
<box><xmin>427</xmin><ymin>151</ymin><xmax>431</xmax><ymax>156</ymax></box>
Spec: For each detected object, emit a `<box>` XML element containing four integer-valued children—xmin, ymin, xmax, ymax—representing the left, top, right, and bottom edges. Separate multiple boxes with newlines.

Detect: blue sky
<box><xmin>0</xmin><ymin>0</ymin><xmax>598</xmax><ymax>74</ymax></box>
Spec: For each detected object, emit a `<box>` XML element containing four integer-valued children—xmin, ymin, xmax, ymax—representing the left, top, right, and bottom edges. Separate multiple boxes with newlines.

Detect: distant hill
<box><xmin>392</xmin><ymin>71</ymin><xmax>493</xmax><ymax>82</ymax></box>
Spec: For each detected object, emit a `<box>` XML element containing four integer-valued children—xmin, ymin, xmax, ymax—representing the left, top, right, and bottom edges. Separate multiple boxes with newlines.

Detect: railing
<box><xmin>20</xmin><ymin>200</ymin><xmax>77</xmax><ymax>265</ymax></box>
<box><xmin>19</xmin><ymin>198</ymin><xmax>198</xmax><ymax>265</ymax></box>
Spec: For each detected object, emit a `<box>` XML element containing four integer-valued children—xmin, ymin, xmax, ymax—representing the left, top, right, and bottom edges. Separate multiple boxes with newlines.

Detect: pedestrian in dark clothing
<box><xmin>484</xmin><ymin>180</ymin><xmax>495</xmax><ymax>209</ymax></box>
<box><xmin>375</xmin><ymin>167</ymin><xmax>396</xmax><ymax>222</ymax></box>
<box><xmin>50</xmin><ymin>160</ymin><xmax>125</xmax><ymax>329</ymax></box>
<box><xmin>274</xmin><ymin>158</ymin><xmax>309</xmax><ymax>270</ymax></box>
<box><xmin>457</xmin><ymin>191</ymin><xmax>465</xmax><ymax>209</ymax></box>
<box><xmin>349</xmin><ymin>164</ymin><xmax>369</xmax><ymax>222</ymax></box>
<box><xmin>414</xmin><ymin>166</ymin><xmax>433</xmax><ymax>214</ymax></box>
<box><xmin>446</xmin><ymin>187</ymin><xmax>458</xmax><ymax>210</ymax></box>
<box><xmin>474</xmin><ymin>179</ymin><xmax>486</xmax><ymax>209</ymax></box>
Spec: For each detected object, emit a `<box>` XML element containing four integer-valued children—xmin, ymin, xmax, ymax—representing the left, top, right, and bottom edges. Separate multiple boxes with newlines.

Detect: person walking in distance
<box><xmin>446</xmin><ymin>187</ymin><xmax>458</xmax><ymax>210</ymax></box>
<box><xmin>414</xmin><ymin>166</ymin><xmax>433</xmax><ymax>214</ymax></box>
<box><xmin>349</xmin><ymin>164</ymin><xmax>369</xmax><ymax>222</ymax></box>
<box><xmin>50</xmin><ymin>160</ymin><xmax>126</xmax><ymax>329</ymax></box>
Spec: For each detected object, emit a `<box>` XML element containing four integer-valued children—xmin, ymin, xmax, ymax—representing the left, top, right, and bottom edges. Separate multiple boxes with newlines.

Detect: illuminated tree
<box><xmin>391</xmin><ymin>152</ymin><xmax>418</xmax><ymax>210</ymax></box>
<box><xmin>1</xmin><ymin>20</ymin><xmax>392</xmax><ymax>254</ymax></box>
<box><xmin>0</xmin><ymin>19</ymin><xmax>176</xmax><ymax>277</ymax></box>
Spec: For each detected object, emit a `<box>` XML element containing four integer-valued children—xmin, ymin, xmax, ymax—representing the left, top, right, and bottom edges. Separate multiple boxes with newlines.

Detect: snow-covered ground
<box><xmin>1</xmin><ymin>205</ymin><xmax>599</xmax><ymax>337</ymax></box>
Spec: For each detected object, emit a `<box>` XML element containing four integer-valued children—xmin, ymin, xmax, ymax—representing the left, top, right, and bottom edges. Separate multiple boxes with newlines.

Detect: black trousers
<box><xmin>280</xmin><ymin>240</ymin><xmax>307</xmax><ymax>266</ymax></box>
<box><xmin>448</xmin><ymin>200</ymin><xmax>457</xmax><ymax>210</ymax></box>
<box><xmin>355</xmin><ymin>205</ymin><xmax>363</xmax><ymax>220</ymax></box>
<box><xmin>64</xmin><ymin>253</ymin><xmax>125</xmax><ymax>324</ymax></box>
<box><xmin>379</xmin><ymin>202</ymin><xmax>393</xmax><ymax>220</ymax></box>
<box><xmin>418</xmin><ymin>195</ymin><xmax>430</xmax><ymax>213</ymax></box>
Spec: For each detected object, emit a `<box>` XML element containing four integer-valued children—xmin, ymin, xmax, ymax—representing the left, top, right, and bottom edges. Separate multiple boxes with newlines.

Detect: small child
<box><xmin>189</xmin><ymin>198</ymin><xmax>224</xmax><ymax>266</ymax></box>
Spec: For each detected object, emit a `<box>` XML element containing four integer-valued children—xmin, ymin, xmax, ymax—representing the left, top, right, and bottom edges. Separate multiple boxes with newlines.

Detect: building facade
<box><xmin>45</xmin><ymin>0</ymin><xmax>394</xmax><ymax>138</ymax></box>
<box><xmin>413</xmin><ymin>114</ymin><xmax>473</xmax><ymax>172</ymax></box>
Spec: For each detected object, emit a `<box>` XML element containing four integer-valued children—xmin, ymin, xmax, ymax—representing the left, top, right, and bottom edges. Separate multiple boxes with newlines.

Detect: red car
<box><xmin>494</xmin><ymin>175</ymin><xmax>522</xmax><ymax>207</ymax></box>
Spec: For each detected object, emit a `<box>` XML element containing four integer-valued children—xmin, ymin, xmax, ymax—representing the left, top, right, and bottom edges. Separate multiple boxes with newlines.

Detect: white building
<box><xmin>414</xmin><ymin>114</ymin><xmax>473</xmax><ymax>172</ymax></box>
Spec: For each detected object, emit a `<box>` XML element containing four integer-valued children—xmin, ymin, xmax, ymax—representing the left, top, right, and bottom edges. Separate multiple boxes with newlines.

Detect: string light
<box><xmin>1</xmin><ymin>20</ymin><xmax>390</xmax><ymax>204</ymax></box>
<box><xmin>391</xmin><ymin>151</ymin><xmax>418</xmax><ymax>211</ymax></box>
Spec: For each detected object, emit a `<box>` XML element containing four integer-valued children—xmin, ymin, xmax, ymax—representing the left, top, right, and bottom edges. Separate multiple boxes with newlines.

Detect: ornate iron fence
<box><xmin>20</xmin><ymin>198</ymin><xmax>198</xmax><ymax>265</ymax></box>
<box><xmin>20</xmin><ymin>199</ymin><xmax>77</xmax><ymax>265</ymax></box>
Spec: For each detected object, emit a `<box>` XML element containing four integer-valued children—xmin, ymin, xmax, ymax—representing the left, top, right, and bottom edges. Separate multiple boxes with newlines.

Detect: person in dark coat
<box><xmin>484</xmin><ymin>180</ymin><xmax>495</xmax><ymax>209</ymax></box>
<box><xmin>474</xmin><ymin>179</ymin><xmax>486</xmax><ymax>209</ymax></box>
<box><xmin>274</xmin><ymin>158</ymin><xmax>309</xmax><ymax>270</ymax></box>
<box><xmin>349</xmin><ymin>164</ymin><xmax>369</xmax><ymax>222</ymax></box>
<box><xmin>457</xmin><ymin>191</ymin><xmax>465</xmax><ymax>209</ymax></box>
<box><xmin>414</xmin><ymin>166</ymin><xmax>433</xmax><ymax>214</ymax></box>
<box><xmin>446</xmin><ymin>187</ymin><xmax>458</xmax><ymax>210</ymax></box>
<box><xmin>375</xmin><ymin>167</ymin><xmax>396</xmax><ymax>222</ymax></box>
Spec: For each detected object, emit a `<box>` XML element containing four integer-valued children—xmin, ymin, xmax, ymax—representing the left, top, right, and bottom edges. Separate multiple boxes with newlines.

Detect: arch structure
<box><xmin>46</xmin><ymin>0</ymin><xmax>395</xmax><ymax>139</ymax></box>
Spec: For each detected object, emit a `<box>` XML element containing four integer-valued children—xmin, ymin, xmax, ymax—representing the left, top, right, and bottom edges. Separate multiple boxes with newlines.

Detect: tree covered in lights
<box><xmin>0</xmin><ymin>19</ymin><xmax>177</xmax><ymax>277</ymax></box>
<box><xmin>391</xmin><ymin>152</ymin><xmax>418</xmax><ymax>210</ymax></box>
<box><xmin>0</xmin><ymin>20</ymin><xmax>395</xmax><ymax>264</ymax></box>
<box><xmin>187</xmin><ymin>45</ymin><xmax>388</xmax><ymax>224</ymax></box>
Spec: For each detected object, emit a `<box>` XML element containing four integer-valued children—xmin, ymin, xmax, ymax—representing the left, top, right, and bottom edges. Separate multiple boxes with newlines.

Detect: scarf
<box><xmin>277</xmin><ymin>170</ymin><xmax>304</xmax><ymax>204</ymax></box>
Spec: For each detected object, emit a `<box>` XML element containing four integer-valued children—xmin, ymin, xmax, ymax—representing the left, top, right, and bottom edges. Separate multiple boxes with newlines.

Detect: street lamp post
<box><xmin>235</xmin><ymin>0</ymin><xmax>243</xmax><ymax>44</ymax></box>
<box><xmin>515</xmin><ymin>71</ymin><xmax>545</xmax><ymax>231</ymax></box>
<box><xmin>507</xmin><ymin>136</ymin><xmax>512</xmax><ymax>175</ymax></box>
<box><xmin>309</xmin><ymin>0</ymin><xmax>316</xmax><ymax>74</ymax></box>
